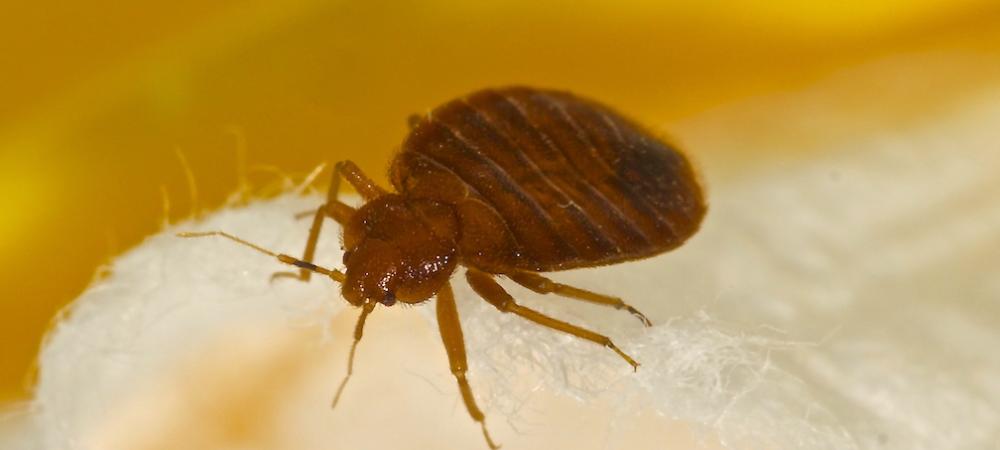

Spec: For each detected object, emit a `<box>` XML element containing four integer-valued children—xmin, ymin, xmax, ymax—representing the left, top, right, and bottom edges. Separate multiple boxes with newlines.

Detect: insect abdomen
<box><xmin>392</xmin><ymin>87</ymin><xmax>706</xmax><ymax>272</ymax></box>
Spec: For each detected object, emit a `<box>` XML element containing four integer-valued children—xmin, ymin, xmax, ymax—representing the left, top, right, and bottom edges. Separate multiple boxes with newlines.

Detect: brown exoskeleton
<box><xmin>181</xmin><ymin>86</ymin><xmax>706</xmax><ymax>448</ymax></box>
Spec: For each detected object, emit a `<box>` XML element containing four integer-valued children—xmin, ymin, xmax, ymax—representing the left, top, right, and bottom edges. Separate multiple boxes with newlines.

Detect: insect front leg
<box><xmin>506</xmin><ymin>271</ymin><xmax>652</xmax><ymax>326</ymax></box>
<box><xmin>466</xmin><ymin>268</ymin><xmax>639</xmax><ymax>370</ymax></box>
<box><xmin>273</xmin><ymin>160</ymin><xmax>383</xmax><ymax>282</ymax></box>
<box><xmin>436</xmin><ymin>282</ymin><xmax>500</xmax><ymax>449</ymax></box>
<box><xmin>334</xmin><ymin>160</ymin><xmax>387</xmax><ymax>201</ymax></box>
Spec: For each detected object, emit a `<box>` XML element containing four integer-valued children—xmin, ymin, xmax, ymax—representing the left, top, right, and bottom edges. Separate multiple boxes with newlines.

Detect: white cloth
<box><xmin>24</xmin><ymin>64</ymin><xmax>1000</xmax><ymax>450</ymax></box>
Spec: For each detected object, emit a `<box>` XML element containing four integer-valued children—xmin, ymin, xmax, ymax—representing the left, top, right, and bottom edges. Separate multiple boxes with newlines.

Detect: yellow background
<box><xmin>2</xmin><ymin>0</ymin><xmax>999</xmax><ymax>403</ymax></box>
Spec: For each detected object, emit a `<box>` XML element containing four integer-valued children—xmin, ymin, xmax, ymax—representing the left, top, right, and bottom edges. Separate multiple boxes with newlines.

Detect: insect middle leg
<box><xmin>506</xmin><ymin>271</ymin><xmax>652</xmax><ymax>326</ymax></box>
<box><xmin>275</xmin><ymin>161</ymin><xmax>385</xmax><ymax>282</ymax></box>
<box><xmin>466</xmin><ymin>268</ymin><xmax>639</xmax><ymax>370</ymax></box>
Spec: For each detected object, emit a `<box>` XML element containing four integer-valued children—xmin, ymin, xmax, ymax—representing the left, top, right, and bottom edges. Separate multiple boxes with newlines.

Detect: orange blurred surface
<box><xmin>2</xmin><ymin>0</ymin><xmax>1000</xmax><ymax>403</ymax></box>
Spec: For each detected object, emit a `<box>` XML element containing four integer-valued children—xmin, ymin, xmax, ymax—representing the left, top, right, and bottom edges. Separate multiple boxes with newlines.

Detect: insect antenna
<box><xmin>331</xmin><ymin>300</ymin><xmax>376</xmax><ymax>408</ymax></box>
<box><xmin>176</xmin><ymin>230</ymin><xmax>346</xmax><ymax>282</ymax></box>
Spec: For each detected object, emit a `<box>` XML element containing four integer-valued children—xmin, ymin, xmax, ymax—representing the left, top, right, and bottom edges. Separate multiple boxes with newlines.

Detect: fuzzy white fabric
<box><xmin>19</xmin><ymin>72</ymin><xmax>1000</xmax><ymax>450</ymax></box>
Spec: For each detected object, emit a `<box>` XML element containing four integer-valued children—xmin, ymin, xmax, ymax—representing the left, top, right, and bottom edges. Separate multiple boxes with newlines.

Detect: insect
<box><xmin>181</xmin><ymin>86</ymin><xmax>706</xmax><ymax>448</ymax></box>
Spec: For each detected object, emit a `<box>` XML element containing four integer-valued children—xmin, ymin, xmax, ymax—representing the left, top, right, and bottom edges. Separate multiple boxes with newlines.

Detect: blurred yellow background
<box><xmin>2</xmin><ymin>0</ymin><xmax>1000</xmax><ymax>403</ymax></box>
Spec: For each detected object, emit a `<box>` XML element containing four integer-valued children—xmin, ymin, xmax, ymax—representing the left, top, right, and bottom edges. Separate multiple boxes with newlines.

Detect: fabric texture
<box><xmin>25</xmin><ymin>63</ymin><xmax>1000</xmax><ymax>450</ymax></box>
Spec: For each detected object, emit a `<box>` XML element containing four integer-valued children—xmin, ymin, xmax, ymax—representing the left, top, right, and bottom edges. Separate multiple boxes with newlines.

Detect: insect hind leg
<box><xmin>466</xmin><ymin>268</ymin><xmax>639</xmax><ymax>370</ymax></box>
<box><xmin>506</xmin><ymin>271</ymin><xmax>652</xmax><ymax>327</ymax></box>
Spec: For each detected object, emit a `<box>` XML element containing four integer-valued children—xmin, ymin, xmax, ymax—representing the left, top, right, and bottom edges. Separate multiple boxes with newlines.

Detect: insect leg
<box><xmin>331</xmin><ymin>301</ymin><xmax>376</xmax><ymax>408</ymax></box>
<box><xmin>273</xmin><ymin>163</ymin><xmax>359</xmax><ymax>282</ymax></box>
<box><xmin>335</xmin><ymin>160</ymin><xmax>387</xmax><ymax>201</ymax></box>
<box><xmin>506</xmin><ymin>271</ymin><xmax>652</xmax><ymax>327</ymax></box>
<box><xmin>466</xmin><ymin>268</ymin><xmax>639</xmax><ymax>370</ymax></box>
<box><xmin>436</xmin><ymin>282</ymin><xmax>500</xmax><ymax>450</ymax></box>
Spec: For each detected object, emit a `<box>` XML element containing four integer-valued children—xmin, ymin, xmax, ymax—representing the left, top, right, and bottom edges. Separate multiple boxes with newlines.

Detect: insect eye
<box><xmin>342</xmin><ymin>250</ymin><xmax>353</xmax><ymax>265</ymax></box>
<box><xmin>381</xmin><ymin>291</ymin><xmax>396</xmax><ymax>306</ymax></box>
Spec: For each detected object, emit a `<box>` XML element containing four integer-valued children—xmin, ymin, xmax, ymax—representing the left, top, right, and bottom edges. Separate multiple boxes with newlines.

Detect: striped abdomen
<box><xmin>390</xmin><ymin>86</ymin><xmax>706</xmax><ymax>273</ymax></box>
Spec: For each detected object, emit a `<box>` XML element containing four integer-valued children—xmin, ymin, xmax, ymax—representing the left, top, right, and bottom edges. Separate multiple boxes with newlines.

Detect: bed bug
<box><xmin>181</xmin><ymin>86</ymin><xmax>706</xmax><ymax>448</ymax></box>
